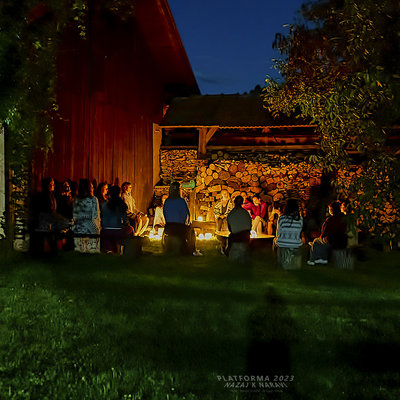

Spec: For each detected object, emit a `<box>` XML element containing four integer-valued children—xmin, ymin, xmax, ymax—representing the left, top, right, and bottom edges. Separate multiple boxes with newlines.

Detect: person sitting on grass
<box><xmin>101</xmin><ymin>185</ymin><xmax>134</xmax><ymax>253</ymax></box>
<box><xmin>214</xmin><ymin>189</ymin><xmax>233</xmax><ymax>232</ymax></box>
<box><xmin>307</xmin><ymin>201</ymin><xmax>347</xmax><ymax>266</ymax></box>
<box><xmin>226</xmin><ymin>195</ymin><xmax>252</xmax><ymax>256</ymax></box>
<box><xmin>163</xmin><ymin>181</ymin><xmax>202</xmax><ymax>256</ymax></box>
<box><xmin>121</xmin><ymin>181</ymin><xmax>149</xmax><ymax>236</ymax></box>
<box><xmin>274</xmin><ymin>198</ymin><xmax>303</xmax><ymax>251</ymax></box>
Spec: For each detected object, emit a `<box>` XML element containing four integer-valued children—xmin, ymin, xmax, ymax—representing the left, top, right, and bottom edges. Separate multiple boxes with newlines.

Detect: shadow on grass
<box><xmin>245</xmin><ymin>287</ymin><xmax>301</xmax><ymax>399</ymax></box>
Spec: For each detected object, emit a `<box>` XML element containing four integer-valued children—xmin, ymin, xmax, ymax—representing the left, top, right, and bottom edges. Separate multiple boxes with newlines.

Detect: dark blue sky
<box><xmin>169</xmin><ymin>0</ymin><xmax>305</xmax><ymax>95</ymax></box>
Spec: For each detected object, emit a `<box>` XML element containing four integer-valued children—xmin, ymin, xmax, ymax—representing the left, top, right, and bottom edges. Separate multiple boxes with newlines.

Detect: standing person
<box><xmin>307</xmin><ymin>201</ymin><xmax>347</xmax><ymax>265</ymax></box>
<box><xmin>274</xmin><ymin>198</ymin><xmax>303</xmax><ymax>250</ymax></box>
<box><xmin>153</xmin><ymin>194</ymin><xmax>168</xmax><ymax>232</ymax></box>
<box><xmin>226</xmin><ymin>195</ymin><xmax>252</xmax><ymax>255</ymax></box>
<box><xmin>163</xmin><ymin>181</ymin><xmax>201</xmax><ymax>256</ymax></box>
<box><xmin>72</xmin><ymin>179</ymin><xmax>101</xmax><ymax>253</ymax></box>
<box><xmin>95</xmin><ymin>182</ymin><xmax>109</xmax><ymax>209</ymax></box>
<box><xmin>214</xmin><ymin>189</ymin><xmax>233</xmax><ymax>232</ymax></box>
<box><xmin>249</xmin><ymin>195</ymin><xmax>267</xmax><ymax>235</ymax></box>
<box><xmin>101</xmin><ymin>185</ymin><xmax>134</xmax><ymax>253</ymax></box>
<box><xmin>121</xmin><ymin>182</ymin><xmax>149</xmax><ymax>236</ymax></box>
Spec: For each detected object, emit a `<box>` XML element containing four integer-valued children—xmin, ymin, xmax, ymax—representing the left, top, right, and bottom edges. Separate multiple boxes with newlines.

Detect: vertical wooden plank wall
<box><xmin>34</xmin><ymin>16</ymin><xmax>164</xmax><ymax>211</ymax></box>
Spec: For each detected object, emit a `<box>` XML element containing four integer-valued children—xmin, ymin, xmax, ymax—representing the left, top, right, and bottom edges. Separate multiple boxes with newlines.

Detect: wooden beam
<box><xmin>198</xmin><ymin>126</ymin><xmax>219</xmax><ymax>156</ymax></box>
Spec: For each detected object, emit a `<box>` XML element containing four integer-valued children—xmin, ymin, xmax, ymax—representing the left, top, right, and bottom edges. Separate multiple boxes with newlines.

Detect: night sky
<box><xmin>169</xmin><ymin>0</ymin><xmax>305</xmax><ymax>95</ymax></box>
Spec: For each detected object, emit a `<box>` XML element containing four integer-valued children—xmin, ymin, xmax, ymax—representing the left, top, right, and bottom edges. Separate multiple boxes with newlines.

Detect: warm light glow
<box><xmin>149</xmin><ymin>228</ymin><xmax>162</xmax><ymax>240</ymax></box>
<box><xmin>198</xmin><ymin>216</ymin><xmax>203</xmax><ymax>222</ymax></box>
<box><xmin>198</xmin><ymin>233</ymin><xmax>205</xmax><ymax>240</ymax></box>
<box><xmin>205</xmin><ymin>232</ymin><xmax>212</xmax><ymax>240</ymax></box>
<box><xmin>250</xmin><ymin>230</ymin><xmax>257</xmax><ymax>238</ymax></box>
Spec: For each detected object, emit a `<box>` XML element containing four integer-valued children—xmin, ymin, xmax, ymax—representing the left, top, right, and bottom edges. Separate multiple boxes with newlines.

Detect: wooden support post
<box><xmin>198</xmin><ymin>126</ymin><xmax>218</xmax><ymax>157</ymax></box>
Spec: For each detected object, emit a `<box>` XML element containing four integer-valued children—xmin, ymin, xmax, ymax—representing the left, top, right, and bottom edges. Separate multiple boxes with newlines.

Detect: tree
<box><xmin>263</xmin><ymin>0</ymin><xmax>400</xmax><ymax>243</ymax></box>
<box><xmin>0</xmin><ymin>0</ymin><xmax>134</xmax><ymax>242</ymax></box>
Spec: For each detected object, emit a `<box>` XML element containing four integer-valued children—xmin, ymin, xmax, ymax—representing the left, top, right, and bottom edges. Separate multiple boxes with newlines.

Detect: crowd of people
<box><xmin>31</xmin><ymin>176</ymin><xmax>352</xmax><ymax>264</ymax></box>
<box><xmin>31</xmin><ymin>178</ymin><xmax>149</xmax><ymax>254</ymax></box>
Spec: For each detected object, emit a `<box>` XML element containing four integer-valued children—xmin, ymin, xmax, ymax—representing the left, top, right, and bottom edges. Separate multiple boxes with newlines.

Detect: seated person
<box><xmin>214</xmin><ymin>189</ymin><xmax>233</xmax><ymax>232</ymax></box>
<box><xmin>240</xmin><ymin>191</ymin><xmax>253</xmax><ymax>213</ymax></box>
<box><xmin>95</xmin><ymin>182</ymin><xmax>109</xmax><ymax>209</ymax></box>
<box><xmin>249</xmin><ymin>195</ymin><xmax>267</xmax><ymax>235</ymax></box>
<box><xmin>267</xmin><ymin>202</ymin><xmax>281</xmax><ymax>235</ymax></box>
<box><xmin>153</xmin><ymin>194</ymin><xmax>168</xmax><ymax>232</ymax></box>
<box><xmin>101</xmin><ymin>185</ymin><xmax>134</xmax><ymax>253</ymax></box>
<box><xmin>226</xmin><ymin>195</ymin><xmax>252</xmax><ymax>255</ymax></box>
<box><xmin>274</xmin><ymin>198</ymin><xmax>303</xmax><ymax>250</ymax></box>
<box><xmin>72</xmin><ymin>179</ymin><xmax>101</xmax><ymax>253</ymax></box>
<box><xmin>163</xmin><ymin>182</ymin><xmax>201</xmax><ymax>256</ymax></box>
<box><xmin>121</xmin><ymin>181</ymin><xmax>149</xmax><ymax>236</ymax></box>
<box><xmin>308</xmin><ymin>201</ymin><xmax>347</xmax><ymax>265</ymax></box>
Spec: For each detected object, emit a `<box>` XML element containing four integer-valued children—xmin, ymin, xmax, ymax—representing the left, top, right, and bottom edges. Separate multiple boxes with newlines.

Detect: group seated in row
<box><xmin>32</xmin><ymin>178</ymin><xmax>149</xmax><ymax>254</ymax></box>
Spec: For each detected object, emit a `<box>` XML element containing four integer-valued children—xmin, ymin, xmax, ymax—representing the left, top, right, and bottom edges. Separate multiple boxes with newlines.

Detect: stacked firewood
<box><xmin>159</xmin><ymin>149</ymin><xmax>207</xmax><ymax>184</ymax></box>
<box><xmin>195</xmin><ymin>160</ymin><xmax>322</xmax><ymax>220</ymax></box>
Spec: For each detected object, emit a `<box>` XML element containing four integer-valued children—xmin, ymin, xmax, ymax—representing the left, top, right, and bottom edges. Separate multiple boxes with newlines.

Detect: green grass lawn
<box><xmin>0</xmin><ymin>239</ymin><xmax>399</xmax><ymax>400</ymax></box>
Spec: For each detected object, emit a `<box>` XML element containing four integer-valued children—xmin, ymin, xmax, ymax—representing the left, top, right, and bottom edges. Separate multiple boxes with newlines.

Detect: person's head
<box><xmin>42</xmin><ymin>177</ymin><xmax>55</xmax><ymax>193</ymax></box>
<box><xmin>221</xmin><ymin>189</ymin><xmax>229</xmax><ymax>201</ymax></box>
<box><xmin>329</xmin><ymin>201</ymin><xmax>342</xmax><ymax>216</ymax></box>
<box><xmin>234</xmin><ymin>195</ymin><xmax>244</xmax><ymax>207</ymax></box>
<box><xmin>121</xmin><ymin>182</ymin><xmax>132</xmax><ymax>194</ymax></box>
<box><xmin>240</xmin><ymin>191</ymin><xmax>247</xmax><ymax>200</ymax></box>
<box><xmin>284</xmin><ymin>198</ymin><xmax>300</xmax><ymax>219</ymax></box>
<box><xmin>96</xmin><ymin>182</ymin><xmax>109</xmax><ymax>199</ymax></box>
<box><xmin>169</xmin><ymin>182</ymin><xmax>181</xmax><ymax>199</ymax></box>
<box><xmin>109</xmin><ymin>185</ymin><xmax>121</xmax><ymax>200</ymax></box>
<box><xmin>252</xmin><ymin>195</ymin><xmax>261</xmax><ymax>206</ymax></box>
<box><xmin>78</xmin><ymin>179</ymin><xmax>93</xmax><ymax>199</ymax></box>
<box><xmin>61</xmin><ymin>181</ymin><xmax>71</xmax><ymax>196</ymax></box>
<box><xmin>161</xmin><ymin>194</ymin><xmax>168</xmax><ymax>205</ymax></box>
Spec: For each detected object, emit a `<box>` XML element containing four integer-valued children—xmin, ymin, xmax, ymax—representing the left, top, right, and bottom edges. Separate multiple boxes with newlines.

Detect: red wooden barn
<box><xmin>33</xmin><ymin>0</ymin><xmax>199</xmax><ymax>210</ymax></box>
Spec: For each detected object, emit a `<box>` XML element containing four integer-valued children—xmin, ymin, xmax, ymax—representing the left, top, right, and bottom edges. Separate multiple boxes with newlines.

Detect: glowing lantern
<box><xmin>204</xmin><ymin>232</ymin><xmax>212</xmax><ymax>240</ymax></box>
<box><xmin>250</xmin><ymin>230</ymin><xmax>257</xmax><ymax>238</ymax></box>
<box><xmin>198</xmin><ymin>216</ymin><xmax>203</xmax><ymax>222</ymax></box>
<box><xmin>198</xmin><ymin>233</ymin><xmax>204</xmax><ymax>240</ymax></box>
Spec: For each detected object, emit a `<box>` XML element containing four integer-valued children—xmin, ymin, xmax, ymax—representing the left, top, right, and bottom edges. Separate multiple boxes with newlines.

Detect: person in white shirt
<box><xmin>121</xmin><ymin>181</ymin><xmax>149</xmax><ymax>236</ymax></box>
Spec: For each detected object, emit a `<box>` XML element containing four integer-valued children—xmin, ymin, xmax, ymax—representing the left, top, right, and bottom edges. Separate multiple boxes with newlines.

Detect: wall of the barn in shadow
<box><xmin>33</xmin><ymin>14</ymin><xmax>164</xmax><ymax>211</ymax></box>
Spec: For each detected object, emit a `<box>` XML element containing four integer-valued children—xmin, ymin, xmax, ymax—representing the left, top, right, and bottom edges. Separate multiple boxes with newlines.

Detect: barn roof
<box><xmin>135</xmin><ymin>0</ymin><xmax>200</xmax><ymax>96</ymax></box>
<box><xmin>161</xmin><ymin>95</ymin><xmax>313</xmax><ymax>128</ymax></box>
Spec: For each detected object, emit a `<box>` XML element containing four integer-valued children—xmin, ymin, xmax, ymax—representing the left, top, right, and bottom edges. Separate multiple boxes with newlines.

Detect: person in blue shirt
<box><xmin>163</xmin><ymin>182</ymin><xmax>201</xmax><ymax>256</ymax></box>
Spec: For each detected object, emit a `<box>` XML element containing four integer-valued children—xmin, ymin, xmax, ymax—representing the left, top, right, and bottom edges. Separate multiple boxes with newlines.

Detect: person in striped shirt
<box><xmin>274</xmin><ymin>198</ymin><xmax>303</xmax><ymax>249</ymax></box>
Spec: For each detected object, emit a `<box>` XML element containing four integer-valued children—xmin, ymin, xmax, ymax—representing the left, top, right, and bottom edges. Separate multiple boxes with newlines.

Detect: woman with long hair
<box><xmin>95</xmin><ymin>182</ymin><xmax>109</xmax><ymax>209</ymax></box>
<box><xmin>101</xmin><ymin>185</ymin><xmax>133</xmax><ymax>253</ymax></box>
<box><xmin>274</xmin><ymin>198</ymin><xmax>303</xmax><ymax>269</ymax></box>
<box><xmin>72</xmin><ymin>179</ymin><xmax>101</xmax><ymax>253</ymax></box>
<box><xmin>275</xmin><ymin>198</ymin><xmax>303</xmax><ymax>249</ymax></box>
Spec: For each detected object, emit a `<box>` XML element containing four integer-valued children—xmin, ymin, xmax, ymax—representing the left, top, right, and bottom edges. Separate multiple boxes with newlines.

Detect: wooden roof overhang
<box><xmin>160</xmin><ymin>123</ymin><xmax>319</xmax><ymax>156</ymax></box>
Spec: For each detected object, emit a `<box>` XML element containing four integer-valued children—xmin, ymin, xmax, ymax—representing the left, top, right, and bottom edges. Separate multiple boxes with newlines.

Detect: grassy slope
<box><xmin>0</xmin><ymin>240</ymin><xmax>399</xmax><ymax>400</ymax></box>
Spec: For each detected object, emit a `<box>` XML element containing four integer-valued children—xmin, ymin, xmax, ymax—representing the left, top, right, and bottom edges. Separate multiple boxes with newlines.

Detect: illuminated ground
<box><xmin>0</xmin><ymin>242</ymin><xmax>399</xmax><ymax>399</ymax></box>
